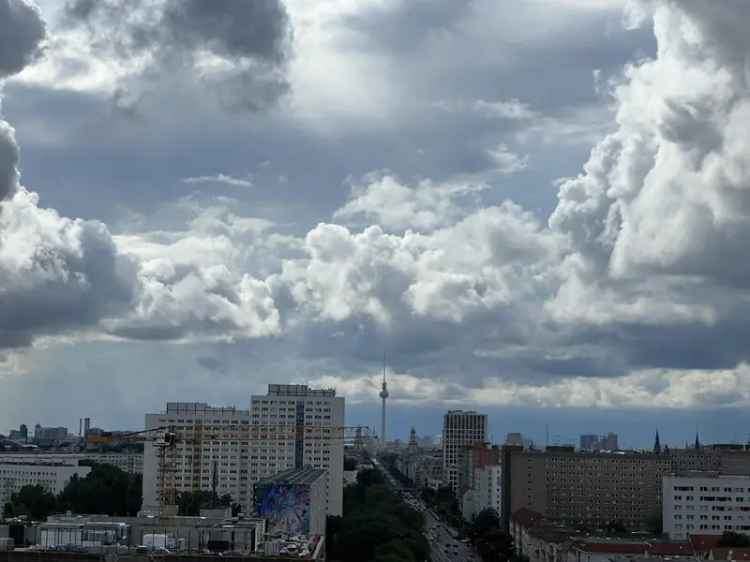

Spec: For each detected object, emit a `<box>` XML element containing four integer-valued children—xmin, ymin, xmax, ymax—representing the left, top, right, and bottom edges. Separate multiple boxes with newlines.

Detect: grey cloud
<box><xmin>63</xmin><ymin>0</ymin><xmax>292</xmax><ymax>111</ymax></box>
<box><xmin>0</xmin><ymin>191</ymin><xmax>138</xmax><ymax>348</ymax></box>
<box><xmin>0</xmin><ymin>0</ymin><xmax>45</xmax><ymax>77</ymax></box>
<box><xmin>0</xmin><ymin>121</ymin><xmax>19</xmax><ymax>201</ymax></box>
<box><xmin>0</xmin><ymin>0</ymin><xmax>45</xmax><ymax>201</ymax></box>
<box><xmin>196</xmin><ymin>356</ymin><xmax>228</xmax><ymax>375</ymax></box>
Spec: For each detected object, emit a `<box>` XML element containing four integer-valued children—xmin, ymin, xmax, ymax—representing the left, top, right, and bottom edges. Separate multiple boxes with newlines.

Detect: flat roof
<box><xmin>255</xmin><ymin>467</ymin><xmax>326</xmax><ymax>487</ymax></box>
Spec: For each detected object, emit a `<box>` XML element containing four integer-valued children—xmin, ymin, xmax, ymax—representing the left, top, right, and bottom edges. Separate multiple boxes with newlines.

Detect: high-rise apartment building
<box><xmin>663</xmin><ymin>472</ymin><xmax>750</xmax><ymax>540</ymax></box>
<box><xmin>505</xmin><ymin>447</ymin><xmax>673</xmax><ymax>530</ymax></box>
<box><xmin>442</xmin><ymin>410</ymin><xmax>487</xmax><ymax>495</ymax></box>
<box><xmin>142</xmin><ymin>385</ymin><xmax>345</xmax><ymax>517</ymax></box>
<box><xmin>249</xmin><ymin>384</ymin><xmax>345</xmax><ymax>516</ymax></box>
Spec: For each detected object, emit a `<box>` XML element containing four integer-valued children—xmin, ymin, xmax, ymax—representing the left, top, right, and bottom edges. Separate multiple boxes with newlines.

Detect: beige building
<box><xmin>505</xmin><ymin>446</ymin><xmax>750</xmax><ymax>532</ymax></box>
<box><xmin>506</xmin><ymin>447</ymin><xmax>672</xmax><ymax>530</ymax></box>
<box><xmin>143</xmin><ymin>385</ymin><xmax>345</xmax><ymax>517</ymax></box>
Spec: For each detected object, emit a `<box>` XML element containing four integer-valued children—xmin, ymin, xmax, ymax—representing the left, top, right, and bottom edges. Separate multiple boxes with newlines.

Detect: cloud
<box><xmin>486</xmin><ymin>144</ymin><xmax>529</xmax><ymax>175</ymax></box>
<box><xmin>333</xmin><ymin>172</ymin><xmax>488</xmax><ymax>232</ymax></box>
<box><xmin>60</xmin><ymin>0</ymin><xmax>292</xmax><ymax>111</ymax></box>
<box><xmin>0</xmin><ymin>0</ymin><xmax>45</xmax><ymax>78</ymax></box>
<box><xmin>0</xmin><ymin>0</ymin><xmax>45</xmax><ymax>201</ymax></box>
<box><xmin>183</xmin><ymin>173</ymin><xmax>254</xmax><ymax>189</ymax></box>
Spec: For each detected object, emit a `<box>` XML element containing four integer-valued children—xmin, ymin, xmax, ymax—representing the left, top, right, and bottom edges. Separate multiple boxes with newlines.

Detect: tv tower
<box><xmin>379</xmin><ymin>362</ymin><xmax>389</xmax><ymax>448</ymax></box>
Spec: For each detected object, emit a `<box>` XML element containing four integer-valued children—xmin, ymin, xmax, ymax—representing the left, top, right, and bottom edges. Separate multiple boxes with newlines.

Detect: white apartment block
<box><xmin>142</xmin><ymin>402</ymin><xmax>252</xmax><ymax>513</ymax></box>
<box><xmin>0</xmin><ymin>453</ymin><xmax>143</xmax><ymax>475</ymax></box>
<box><xmin>663</xmin><ymin>472</ymin><xmax>750</xmax><ymax>539</ymax></box>
<box><xmin>442</xmin><ymin>411</ymin><xmax>487</xmax><ymax>494</ymax></box>
<box><xmin>0</xmin><ymin>461</ymin><xmax>91</xmax><ymax>508</ymax></box>
<box><xmin>462</xmin><ymin>465</ymin><xmax>502</xmax><ymax>521</ymax></box>
<box><xmin>250</xmin><ymin>384</ymin><xmax>345</xmax><ymax>517</ymax></box>
<box><xmin>142</xmin><ymin>385</ymin><xmax>345</xmax><ymax>517</ymax></box>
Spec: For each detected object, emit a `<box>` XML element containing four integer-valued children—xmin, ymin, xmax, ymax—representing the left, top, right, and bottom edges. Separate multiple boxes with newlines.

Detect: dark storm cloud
<box><xmin>0</xmin><ymin>0</ymin><xmax>45</xmax><ymax>77</ymax></box>
<box><xmin>63</xmin><ymin>0</ymin><xmax>292</xmax><ymax>111</ymax></box>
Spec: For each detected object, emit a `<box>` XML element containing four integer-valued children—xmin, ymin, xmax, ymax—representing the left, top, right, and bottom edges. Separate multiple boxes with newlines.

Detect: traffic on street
<box><xmin>375</xmin><ymin>458</ymin><xmax>481</xmax><ymax>562</ymax></box>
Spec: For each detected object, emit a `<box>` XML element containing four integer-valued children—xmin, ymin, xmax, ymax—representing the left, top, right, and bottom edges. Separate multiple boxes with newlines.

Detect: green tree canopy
<box><xmin>5</xmin><ymin>485</ymin><xmax>57</xmax><ymax>520</ymax></box>
<box><xmin>327</xmin><ymin>466</ymin><xmax>428</xmax><ymax>562</ymax></box>
<box><xmin>57</xmin><ymin>463</ymin><xmax>141</xmax><ymax>516</ymax></box>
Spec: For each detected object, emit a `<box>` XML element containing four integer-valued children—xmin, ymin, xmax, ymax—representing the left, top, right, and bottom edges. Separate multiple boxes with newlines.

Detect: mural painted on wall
<box><xmin>257</xmin><ymin>484</ymin><xmax>310</xmax><ymax>535</ymax></box>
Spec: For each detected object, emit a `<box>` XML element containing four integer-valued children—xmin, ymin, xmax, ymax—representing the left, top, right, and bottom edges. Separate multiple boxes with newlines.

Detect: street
<box><xmin>374</xmin><ymin>458</ymin><xmax>481</xmax><ymax>562</ymax></box>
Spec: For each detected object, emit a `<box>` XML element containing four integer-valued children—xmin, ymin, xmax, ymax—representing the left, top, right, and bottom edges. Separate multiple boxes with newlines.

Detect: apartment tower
<box><xmin>442</xmin><ymin>410</ymin><xmax>488</xmax><ymax>495</ymax></box>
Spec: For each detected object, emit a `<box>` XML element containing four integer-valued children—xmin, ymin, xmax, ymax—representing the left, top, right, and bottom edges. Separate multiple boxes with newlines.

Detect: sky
<box><xmin>1</xmin><ymin>0</ymin><xmax>750</xmax><ymax>448</ymax></box>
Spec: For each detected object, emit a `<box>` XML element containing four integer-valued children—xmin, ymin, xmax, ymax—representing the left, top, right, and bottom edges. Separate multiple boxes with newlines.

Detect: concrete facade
<box><xmin>663</xmin><ymin>473</ymin><xmax>750</xmax><ymax>540</ymax></box>
<box><xmin>143</xmin><ymin>385</ymin><xmax>345</xmax><ymax>517</ymax></box>
<box><xmin>442</xmin><ymin>411</ymin><xmax>487</xmax><ymax>495</ymax></box>
<box><xmin>0</xmin><ymin>453</ymin><xmax>143</xmax><ymax>475</ymax></box>
<box><xmin>0</xmin><ymin>462</ymin><xmax>91</xmax><ymax>508</ymax></box>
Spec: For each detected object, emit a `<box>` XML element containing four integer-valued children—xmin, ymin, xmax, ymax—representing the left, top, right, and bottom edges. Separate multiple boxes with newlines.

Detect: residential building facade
<box><xmin>663</xmin><ymin>472</ymin><xmax>750</xmax><ymax>540</ymax></box>
<box><xmin>0</xmin><ymin>461</ymin><xmax>91</xmax><ymax>508</ymax></box>
<box><xmin>442</xmin><ymin>411</ymin><xmax>487</xmax><ymax>495</ymax></box>
<box><xmin>142</xmin><ymin>385</ymin><xmax>345</xmax><ymax>517</ymax></box>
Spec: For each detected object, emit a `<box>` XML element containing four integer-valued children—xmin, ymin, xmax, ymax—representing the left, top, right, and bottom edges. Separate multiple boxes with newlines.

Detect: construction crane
<box><xmin>87</xmin><ymin>427</ymin><xmax>180</xmax><ymax>511</ymax></box>
<box><xmin>88</xmin><ymin>424</ymin><xmax>371</xmax><ymax>511</ymax></box>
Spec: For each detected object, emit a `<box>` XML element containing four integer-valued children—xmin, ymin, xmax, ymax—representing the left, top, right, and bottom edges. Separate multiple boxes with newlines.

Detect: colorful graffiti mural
<box><xmin>256</xmin><ymin>484</ymin><xmax>311</xmax><ymax>535</ymax></box>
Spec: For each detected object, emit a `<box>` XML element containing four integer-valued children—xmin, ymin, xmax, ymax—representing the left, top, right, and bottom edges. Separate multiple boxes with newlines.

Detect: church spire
<box><xmin>654</xmin><ymin>430</ymin><xmax>662</xmax><ymax>454</ymax></box>
<box><xmin>694</xmin><ymin>432</ymin><xmax>701</xmax><ymax>450</ymax></box>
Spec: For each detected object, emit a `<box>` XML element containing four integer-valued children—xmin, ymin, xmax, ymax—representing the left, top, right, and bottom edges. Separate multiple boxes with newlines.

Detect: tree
<box><xmin>6</xmin><ymin>485</ymin><xmax>57</xmax><ymax>520</ymax></box>
<box><xmin>357</xmin><ymin>468</ymin><xmax>385</xmax><ymax>488</ymax></box>
<box><xmin>719</xmin><ymin>531</ymin><xmax>750</xmax><ymax>548</ymax></box>
<box><xmin>328</xmin><ymin>465</ymin><xmax>428</xmax><ymax>562</ymax></box>
<box><xmin>476</xmin><ymin>529</ymin><xmax>515</xmax><ymax>562</ymax></box>
<box><xmin>472</xmin><ymin>508</ymin><xmax>501</xmax><ymax>536</ymax></box>
<box><xmin>176</xmin><ymin>490</ymin><xmax>230</xmax><ymax>516</ymax></box>
<box><xmin>344</xmin><ymin>457</ymin><xmax>358</xmax><ymax>471</ymax></box>
<box><xmin>57</xmin><ymin>463</ymin><xmax>141</xmax><ymax>516</ymax></box>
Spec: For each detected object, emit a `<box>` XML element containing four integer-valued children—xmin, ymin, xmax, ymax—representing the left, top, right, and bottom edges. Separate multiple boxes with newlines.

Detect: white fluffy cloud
<box><xmin>333</xmin><ymin>173</ymin><xmax>488</xmax><ymax>232</ymax></box>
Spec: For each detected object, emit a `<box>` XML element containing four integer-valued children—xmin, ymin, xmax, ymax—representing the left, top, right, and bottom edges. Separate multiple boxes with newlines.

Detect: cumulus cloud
<box><xmin>0</xmin><ymin>0</ymin><xmax>45</xmax><ymax>201</ymax></box>
<box><xmin>333</xmin><ymin>173</ymin><xmax>488</xmax><ymax>232</ymax></box>
<box><xmin>279</xmin><ymin>201</ymin><xmax>562</xmax><ymax>326</ymax></box>
<box><xmin>61</xmin><ymin>0</ymin><xmax>292</xmax><ymax>111</ymax></box>
<box><xmin>0</xmin><ymin>3</ymin><xmax>283</xmax><ymax>348</ymax></box>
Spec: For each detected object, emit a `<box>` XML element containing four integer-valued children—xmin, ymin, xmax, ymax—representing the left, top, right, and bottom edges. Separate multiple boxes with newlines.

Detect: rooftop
<box><xmin>255</xmin><ymin>467</ymin><xmax>326</xmax><ymax>487</ymax></box>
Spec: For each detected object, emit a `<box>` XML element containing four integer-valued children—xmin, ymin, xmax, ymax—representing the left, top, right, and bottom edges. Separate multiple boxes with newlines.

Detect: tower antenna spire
<box><xmin>379</xmin><ymin>352</ymin><xmax>389</xmax><ymax>449</ymax></box>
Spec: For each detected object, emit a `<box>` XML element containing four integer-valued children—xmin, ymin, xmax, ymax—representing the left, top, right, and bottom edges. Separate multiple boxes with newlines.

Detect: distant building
<box><xmin>0</xmin><ymin>452</ymin><xmax>143</xmax><ymax>474</ymax></box>
<box><xmin>7</xmin><ymin>425</ymin><xmax>28</xmax><ymax>443</ymax></box>
<box><xmin>442</xmin><ymin>410</ymin><xmax>487</xmax><ymax>495</ymax></box>
<box><xmin>33</xmin><ymin>426</ymin><xmax>68</xmax><ymax>447</ymax></box>
<box><xmin>663</xmin><ymin>472</ymin><xmax>750</xmax><ymax>540</ymax></box>
<box><xmin>0</xmin><ymin>460</ymin><xmax>91</xmax><ymax>508</ymax></box>
<box><xmin>462</xmin><ymin>463</ymin><xmax>502</xmax><ymax>522</ymax></box>
<box><xmin>579</xmin><ymin>432</ymin><xmax>619</xmax><ymax>452</ymax></box>
<box><xmin>143</xmin><ymin>385</ymin><xmax>345</xmax><ymax>517</ymax></box>
<box><xmin>253</xmin><ymin>467</ymin><xmax>327</xmax><ymax>536</ymax></box>
<box><xmin>602</xmin><ymin>432</ymin><xmax>618</xmax><ymax>450</ymax></box>
<box><xmin>579</xmin><ymin>434</ymin><xmax>599</xmax><ymax>451</ymax></box>
<box><xmin>506</xmin><ymin>433</ymin><xmax>524</xmax><ymax>447</ymax></box>
<box><xmin>504</xmin><ymin>447</ymin><xmax>673</xmax><ymax>530</ymax></box>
